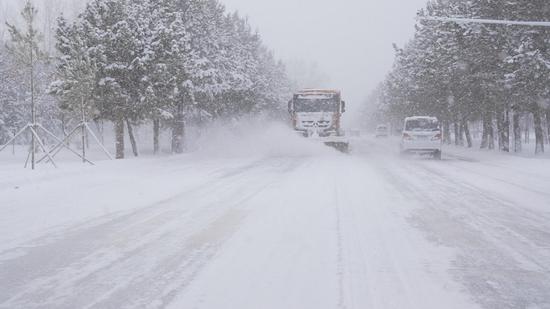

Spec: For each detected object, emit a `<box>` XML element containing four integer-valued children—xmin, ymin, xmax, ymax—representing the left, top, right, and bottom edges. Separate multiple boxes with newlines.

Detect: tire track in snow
<box><xmin>334</xmin><ymin>185</ymin><xmax>346</xmax><ymax>309</ymax></box>
<box><xmin>374</xmin><ymin>157</ymin><xmax>550</xmax><ymax>309</ymax></box>
<box><xmin>438</xmin><ymin>155</ymin><xmax>550</xmax><ymax>199</ymax></box>
<box><xmin>0</xmin><ymin>157</ymin><xmax>306</xmax><ymax>309</ymax></box>
<box><xmin>327</xmin><ymin>154</ymin><xmax>475</xmax><ymax>309</ymax></box>
<box><xmin>0</xmin><ymin>156</ymin><xmax>286</xmax><ymax>262</ymax></box>
<box><xmin>415</xmin><ymin>162</ymin><xmax>550</xmax><ymax>256</ymax></box>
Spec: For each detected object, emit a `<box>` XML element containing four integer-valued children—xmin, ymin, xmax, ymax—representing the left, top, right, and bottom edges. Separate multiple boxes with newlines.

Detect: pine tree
<box><xmin>5</xmin><ymin>0</ymin><xmax>47</xmax><ymax>168</ymax></box>
<box><xmin>50</xmin><ymin>16</ymin><xmax>98</xmax><ymax>122</ymax></box>
<box><xmin>79</xmin><ymin>0</ymin><xmax>136</xmax><ymax>158</ymax></box>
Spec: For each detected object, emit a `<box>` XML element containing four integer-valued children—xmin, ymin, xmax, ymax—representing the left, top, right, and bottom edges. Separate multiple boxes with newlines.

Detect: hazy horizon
<box><xmin>221</xmin><ymin>0</ymin><xmax>428</xmax><ymax>111</ymax></box>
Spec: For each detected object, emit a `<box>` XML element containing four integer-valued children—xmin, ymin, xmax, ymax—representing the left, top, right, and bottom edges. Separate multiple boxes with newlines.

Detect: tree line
<box><xmin>1</xmin><ymin>0</ymin><xmax>293</xmax><ymax>159</ymax></box>
<box><xmin>368</xmin><ymin>0</ymin><xmax>549</xmax><ymax>154</ymax></box>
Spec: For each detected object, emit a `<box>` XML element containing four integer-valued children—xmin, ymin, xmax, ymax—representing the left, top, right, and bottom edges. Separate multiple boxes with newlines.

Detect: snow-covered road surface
<box><xmin>1</xmin><ymin>138</ymin><xmax>550</xmax><ymax>309</ymax></box>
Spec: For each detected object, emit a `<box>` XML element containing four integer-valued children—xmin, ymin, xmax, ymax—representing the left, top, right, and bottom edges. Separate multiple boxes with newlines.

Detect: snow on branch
<box><xmin>418</xmin><ymin>16</ymin><xmax>550</xmax><ymax>28</ymax></box>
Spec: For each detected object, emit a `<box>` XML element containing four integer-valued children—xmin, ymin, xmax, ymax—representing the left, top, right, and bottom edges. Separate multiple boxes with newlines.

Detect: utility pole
<box><xmin>418</xmin><ymin>16</ymin><xmax>550</xmax><ymax>28</ymax></box>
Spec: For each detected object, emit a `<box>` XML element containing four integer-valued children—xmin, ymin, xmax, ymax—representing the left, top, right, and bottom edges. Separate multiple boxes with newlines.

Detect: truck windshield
<box><xmin>294</xmin><ymin>98</ymin><xmax>338</xmax><ymax>113</ymax></box>
<box><xmin>406</xmin><ymin>119</ymin><xmax>439</xmax><ymax>131</ymax></box>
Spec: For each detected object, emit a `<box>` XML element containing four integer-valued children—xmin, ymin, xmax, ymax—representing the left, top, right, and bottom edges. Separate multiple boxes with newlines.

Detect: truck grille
<box><xmin>302</xmin><ymin>120</ymin><xmax>331</xmax><ymax>128</ymax></box>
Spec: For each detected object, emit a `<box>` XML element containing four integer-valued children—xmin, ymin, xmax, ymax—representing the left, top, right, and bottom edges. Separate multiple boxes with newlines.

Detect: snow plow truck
<box><xmin>288</xmin><ymin>89</ymin><xmax>349</xmax><ymax>153</ymax></box>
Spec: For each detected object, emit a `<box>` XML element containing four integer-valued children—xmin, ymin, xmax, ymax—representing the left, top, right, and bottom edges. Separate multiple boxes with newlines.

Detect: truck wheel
<box><xmin>433</xmin><ymin>150</ymin><xmax>442</xmax><ymax>160</ymax></box>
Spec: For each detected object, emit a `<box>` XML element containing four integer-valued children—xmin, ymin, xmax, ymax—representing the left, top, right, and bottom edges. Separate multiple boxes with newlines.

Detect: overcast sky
<box><xmin>222</xmin><ymin>0</ymin><xmax>428</xmax><ymax>108</ymax></box>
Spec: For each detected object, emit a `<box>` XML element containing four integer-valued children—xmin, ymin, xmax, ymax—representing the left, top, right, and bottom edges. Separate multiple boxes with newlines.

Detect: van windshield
<box><xmin>406</xmin><ymin>119</ymin><xmax>439</xmax><ymax>131</ymax></box>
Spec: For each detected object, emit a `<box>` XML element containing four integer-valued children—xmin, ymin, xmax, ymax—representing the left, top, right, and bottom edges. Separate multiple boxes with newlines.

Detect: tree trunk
<box><xmin>497</xmin><ymin>109</ymin><xmax>510</xmax><ymax>152</ymax></box>
<box><xmin>81</xmin><ymin>121</ymin><xmax>86</xmax><ymax>162</ymax></box>
<box><xmin>454</xmin><ymin>122</ymin><xmax>460</xmax><ymax>146</ymax></box>
<box><xmin>503</xmin><ymin>109</ymin><xmax>510</xmax><ymax>152</ymax></box>
<box><xmin>171</xmin><ymin>104</ymin><xmax>185</xmax><ymax>154</ymax></box>
<box><xmin>443</xmin><ymin>121</ymin><xmax>451</xmax><ymax>145</ymax></box>
<box><xmin>60</xmin><ymin>114</ymin><xmax>69</xmax><ymax>145</ymax></box>
<box><xmin>533</xmin><ymin>108</ymin><xmax>545</xmax><ymax>154</ymax></box>
<box><xmin>126</xmin><ymin>120</ymin><xmax>139</xmax><ymax>157</ymax></box>
<box><xmin>12</xmin><ymin>129</ymin><xmax>16</xmax><ymax>155</ymax></box>
<box><xmin>153</xmin><ymin>119</ymin><xmax>160</xmax><ymax>155</ymax></box>
<box><xmin>94</xmin><ymin>120</ymin><xmax>105</xmax><ymax>144</ymax></box>
<box><xmin>497</xmin><ymin>111</ymin><xmax>503</xmax><ymax>150</ymax></box>
<box><xmin>481</xmin><ymin>114</ymin><xmax>490</xmax><ymax>149</ymax></box>
<box><xmin>85</xmin><ymin>129</ymin><xmax>90</xmax><ymax>150</ymax></box>
<box><xmin>115</xmin><ymin>118</ymin><xmax>125</xmax><ymax>159</ymax></box>
<box><xmin>546</xmin><ymin>110</ymin><xmax>550</xmax><ymax>145</ymax></box>
<box><xmin>171</xmin><ymin>124</ymin><xmax>185</xmax><ymax>154</ymax></box>
<box><xmin>488</xmin><ymin>120</ymin><xmax>495</xmax><ymax>150</ymax></box>
<box><xmin>513</xmin><ymin>111</ymin><xmax>522</xmax><ymax>153</ymax></box>
<box><xmin>30</xmin><ymin>39</ymin><xmax>36</xmax><ymax>170</ymax></box>
<box><xmin>462</xmin><ymin>119</ymin><xmax>473</xmax><ymax>148</ymax></box>
<box><xmin>524</xmin><ymin>117</ymin><xmax>530</xmax><ymax>144</ymax></box>
<box><xmin>458</xmin><ymin>122</ymin><xmax>465</xmax><ymax>146</ymax></box>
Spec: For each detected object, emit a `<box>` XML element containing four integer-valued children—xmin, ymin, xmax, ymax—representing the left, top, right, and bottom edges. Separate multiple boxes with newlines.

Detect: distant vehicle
<box><xmin>400</xmin><ymin>116</ymin><xmax>442</xmax><ymax>160</ymax></box>
<box><xmin>375</xmin><ymin>125</ymin><xmax>389</xmax><ymax>138</ymax></box>
<box><xmin>349</xmin><ymin>129</ymin><xmax>361</xmax><ymax>137</ymax></box>
<box><xmin>288</xmin><ymin>89</ymin><xmax>349</xmax><ymax>152</ymax></box>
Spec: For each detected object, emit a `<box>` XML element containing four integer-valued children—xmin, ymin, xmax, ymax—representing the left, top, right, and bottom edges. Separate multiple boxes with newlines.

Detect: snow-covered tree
<box><xmin>0</xmin><ymin>45</ymin><xmax>27</xmax><ymax>144</ymax></box>
<box><xmin>52</xmin><ymin>0</ymin><xmax>292</xmax><ymax>157</ymax></box>
<box><xmin>50</xmin><ymin>16</ymin><xmax>98</xmax><ymax>127</ymax></box>
<box><xmin>370</xmin><ymin>0</ymin><xmax>549</xmax><ymax>155</ymax></box>
<box><xmin>504</xmin><ymin>0</ymin><xmax>550</xmax><ymax>154</ymax></box>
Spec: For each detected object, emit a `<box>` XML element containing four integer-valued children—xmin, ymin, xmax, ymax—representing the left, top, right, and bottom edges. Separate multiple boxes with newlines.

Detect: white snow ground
<box><xmin>1</xmin><ymin>127</ymin><xmax>550</xmax><ymax>309</ymax></box>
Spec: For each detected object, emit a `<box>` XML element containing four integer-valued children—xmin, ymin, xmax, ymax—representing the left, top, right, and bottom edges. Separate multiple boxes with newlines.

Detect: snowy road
<box><xmin>1</xmin><ymin>137</ymin><xmax>550</xmax><ymax>309</ymax></box>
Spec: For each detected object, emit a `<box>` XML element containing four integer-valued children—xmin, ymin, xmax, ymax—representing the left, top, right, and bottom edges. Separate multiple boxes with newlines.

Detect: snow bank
<box><xmin>193</xmin><ymin>119</ymin><xmax>337</xmax><ymax>158</ymax></box>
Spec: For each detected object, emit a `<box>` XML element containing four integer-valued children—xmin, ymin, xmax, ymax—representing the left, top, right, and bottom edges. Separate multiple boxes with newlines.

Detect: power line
<box><xmin>418</xmin><ymin>16</ymin><xmax>550</xmax><ymax>28</ymax></box>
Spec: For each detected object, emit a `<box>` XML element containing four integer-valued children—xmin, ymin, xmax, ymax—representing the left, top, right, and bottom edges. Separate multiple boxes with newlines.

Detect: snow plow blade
<box><xmin>325</xmin><ymin>141</ymin><xmax>350</xmax><ymax>153</ymax></box>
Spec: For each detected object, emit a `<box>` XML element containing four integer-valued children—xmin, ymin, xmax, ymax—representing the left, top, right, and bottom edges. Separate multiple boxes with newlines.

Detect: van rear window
<box><xmin>406</xmin><ymin>119</ymin><xmax>439</xmax><ymax>131</ymax></box>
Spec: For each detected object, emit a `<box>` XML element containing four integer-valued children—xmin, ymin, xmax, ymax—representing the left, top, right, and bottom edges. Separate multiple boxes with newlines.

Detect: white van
<box><xmin>400</xmin><ymin>117</ymin><xmax>442</xmax><ymax>160</ymax></box>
